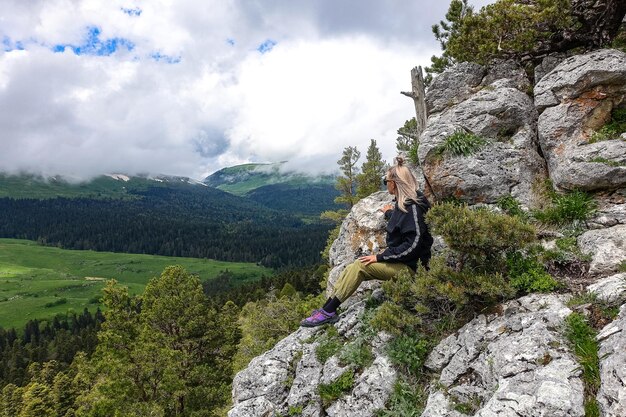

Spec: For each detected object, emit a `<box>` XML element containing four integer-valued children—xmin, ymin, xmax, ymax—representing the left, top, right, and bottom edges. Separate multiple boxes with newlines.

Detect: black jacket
<box><xmin>376</xmin><ymin>191</ymin><xmax>433</xmax><ymax>270</ymax></box>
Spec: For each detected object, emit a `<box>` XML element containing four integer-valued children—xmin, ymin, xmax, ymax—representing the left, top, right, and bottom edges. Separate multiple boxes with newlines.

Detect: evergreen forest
<box><xmin>0</xmin><ymin>186</ymin><xmax>332</xmax><ymax>269</ymax></box>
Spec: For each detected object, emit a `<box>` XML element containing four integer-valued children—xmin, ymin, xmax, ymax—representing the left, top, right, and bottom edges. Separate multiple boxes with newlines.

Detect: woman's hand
<box><xmin>358</xmin><ymin>255</ymin><xmax>378</xmax><ymax>265</ymax></box>
<box><xmin>378</xmin><ymin>204</ymin><xmax>394</xmax><ymax>213</ymax></box>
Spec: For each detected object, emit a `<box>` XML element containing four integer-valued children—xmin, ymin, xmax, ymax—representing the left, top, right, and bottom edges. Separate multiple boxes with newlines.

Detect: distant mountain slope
<box><xmin>203</xmin><ymin>162</ymin><xmax>334</xmax><ymax>193</ymax></box>
<box><xmin>0</xmin><ymin>173</ymin><xmax>205</xmax><ymax>199</ymax></box>
<box><xmin>0</xmin><ymin>173</ymin><xmax>331</xmax><ymax>268</ymax></box>
<box><xmin>203</xmin><ymin>163</ymin><xmax>341</xmax><ymax>216</ymax></box>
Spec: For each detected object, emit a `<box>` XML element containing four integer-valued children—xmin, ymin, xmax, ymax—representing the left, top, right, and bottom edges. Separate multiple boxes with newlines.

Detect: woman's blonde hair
<box><xmin>386</xmin><ymin>157</ymin><xmax>418</xmax><ymax>213</ymax></box>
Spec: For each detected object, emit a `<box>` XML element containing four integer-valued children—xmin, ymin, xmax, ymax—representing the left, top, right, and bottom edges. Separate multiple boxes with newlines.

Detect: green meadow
<box><xmin>0</xmin><ymin>239</ymin><xmax>271</xmax><ymax>329</ymax></box>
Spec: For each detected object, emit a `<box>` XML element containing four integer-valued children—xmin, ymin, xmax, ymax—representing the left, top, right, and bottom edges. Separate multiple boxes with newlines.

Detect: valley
<box><xmin>0</xmin><ymin>238</ymin><xmax>271</xmax><ymax>329</ymax></box>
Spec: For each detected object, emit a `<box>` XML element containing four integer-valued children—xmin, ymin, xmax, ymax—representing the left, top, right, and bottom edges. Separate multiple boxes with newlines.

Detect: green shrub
<box><xmin>371</xmin><ymin>301</ymin><xmax>422</xmax><ymax>336</ymax></box>
<box><xmin>411</xmin><ymin>257</ymin><xmax>515</xmax><ymax>320</ymax></box>
<box><xmin>234</xmin><ymin>291</ymin><xmax>324</xmax><ymax>372</ymax></box>
<box><xmin>555</xmin><ymin>237</ymin><xmax>577</xmax><ymax>252</ymax></box>
<box><xmin>430</xmin><ymin>0</ymin><xmax>576</xmax><ymax>68</ymax></box>
<box><xmin>532</xmin><ymin>190</ymin><xmax>596</xmax><ymax>225</ymax></box>
<box><xmin>564</xmin><ymin>313</ymin><xmax>600</xmax><ymax>416</ymax></box>
<box><xmin>339</xmin><ymin>338</ymin><xmax>374</xmax><ymax>369</ymax></box>
<box><xmin>497</xmin><ymin>195</ymin><xmax>527</xmax><ymax>219</ymax></box>
<box><xmin>386</xmin><ymin>334</ymin><xmax>431</xmax><ymax>377</ymax></box>
<box><xmin>566</xmin><ymin>292</ymin><xmax>598</xmax><ymax>308</ymax></box>
<box><xmin>427</xmin><ymin>203</ymin><xmax>536</xmax><ymax>272</ymax></box>
<box><xmin>288</xmin><ymin>405</ymin><xmax>304</xmax><ymax>416</ymax></box>
<box><xmin>318</xmin><ymin>370</ymin><xmax>355</xmax><ymax>407</ymax></box>
<box><xmin>619</xmin><ymin>259</ymin><xmax>626</xmax><ymax>273</ymax></box>
<box><xmin>316</xmin><ymin>326</ymin><xmax>344</xmax><ymax>364</ymax></box>
<box><xmin>433</xmin><ymin>131</ymin><xmax>487</xmax><ymax>157</ymax></box>
<box><xmin>44</xmin><ymin>298</ymin><xmax>67</xmax><ymax>308</ymax></box>
<box><xmin>507</xmin><ymin>252</ymin><xmax>559</xmax><ymax>293</ymax></box>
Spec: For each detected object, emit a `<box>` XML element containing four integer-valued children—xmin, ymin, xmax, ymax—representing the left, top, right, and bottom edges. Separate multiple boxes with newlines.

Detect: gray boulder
<box><xmin>535</xmin><ymin>49</ymin><xmax>626</xmax><ymax>191</ymax></box>
<box><xmin>426</xmin><ymin>62</ymin><xmax>486</xmax><ymax>115</ymax></box>
<box><xmin>419</xmin><ymin>68</ymin><xmax>546</xmax><ymax>206</ymax></box>
<box><xmin>327</xmin><ymin>192</ymin><xmax>391</xmax><ymax>297</ymax></box>
<box><xmin>422</xmin><ymin>294</ymin><xmax>584</xmax><ymax>417</ymax></box>
<box><xmin>589</xmin><ymin>203</ymin><xmax>626</xmax><ymax>228</ymax></box>
<box><xmin>597</xmin><ymin>304</ymin><xmax>626</xmax><ymax>417</ymax></box>
<box><xmin>326</xmin><ymin>356</ymin><xmax>396</xmax><ymax>417</ymax></box>
<box><xmin>587</xmin><ymin>273</ymin><xmax>626</xmax><ymax>304</ymax></box>
<box><xmin>535</xmin><ymin>49</ymin><xmax>626</xmax><ymax>112</ymax></box>
<box><xmin>534</xmin><ymin>53</ymin><xmax>567</xmax><ymax>85</ymax></box>
<box><xmin>578</xmin><ymin>225</ymin><xmax>626</xmax><ymax>276</ymax></box>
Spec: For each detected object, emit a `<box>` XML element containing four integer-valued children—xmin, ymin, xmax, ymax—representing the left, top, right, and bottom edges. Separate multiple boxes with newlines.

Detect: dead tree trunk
<box><xmin>401</xmin><ymin>66</ymin><xmax>438</xmax><ymax>199</ymax></box>
<box><xmin>401</xmin><ymin>66</ymin><xmax>428</xmax><ymax>137</ymax></box>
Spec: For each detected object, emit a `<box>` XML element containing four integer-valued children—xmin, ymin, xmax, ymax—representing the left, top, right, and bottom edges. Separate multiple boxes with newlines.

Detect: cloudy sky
<box><xmin>0</xmin><ymin>0</ymin><xmax>494</xmax><ymax>180</ymax></box>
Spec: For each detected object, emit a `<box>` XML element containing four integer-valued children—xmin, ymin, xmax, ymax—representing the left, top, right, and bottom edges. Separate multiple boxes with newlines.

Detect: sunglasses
<box><xmin>382</xmin><ymin>177</ymin><xmax>393</xmax><ymax>186</ymax></box>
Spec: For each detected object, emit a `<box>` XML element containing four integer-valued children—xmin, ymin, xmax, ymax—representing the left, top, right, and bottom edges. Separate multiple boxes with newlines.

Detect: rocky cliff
<box><xmin>228</xmin><ymin>49</ymin><xmax>626</xmax><ymax>417</ymax></box>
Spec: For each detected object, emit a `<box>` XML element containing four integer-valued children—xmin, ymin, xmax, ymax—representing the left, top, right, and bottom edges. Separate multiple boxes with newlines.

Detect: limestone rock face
<box><xmin>422</xmin><ymin>294</ymin><xmax>584</xmax><ymax>417</ymax></box>
<box><xmin>534</xmin><ymin>53</ymin><xmax>567</xmax><ymax>84</ymax></box>
<box><xmin>426</xmin><ymin>62</ymin><xmax>486</xmax><ymax>115</ymax></box>
<box><xmin>596</xmin><ymin>304</ymin><xmax>626</xmax><ymax>417</ymax></box>
<box><xmin>535</xmin><ymin>49</ymin><xmax>626</xmax><ymax>191</ymax></box>
<box><xmin>419</xmin><ymin>61</ymin><xmax>546</xmax><ymax>207</ymax></box>
<box><xmin>578</xmin><ymin>224</ymin><xmax>626</xmax><ymax>276</ymax></box>
<box><xmin>229</xmin><ymin>195</ymin><xmax>397</xmax><ymax>417</ymax></box>
<box><xmin>327</xmin><ymin>192</ymin><xmax>392</xmax><ymax>296</ymax></box>
<box><xmin>228</xmin><ymin>297</ymin><xmax>396</xmax><ymax>417</ymax></box>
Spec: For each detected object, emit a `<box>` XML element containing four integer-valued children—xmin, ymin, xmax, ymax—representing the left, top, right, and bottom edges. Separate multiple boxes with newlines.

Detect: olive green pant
<box><xmin>331</xmin><ymin>260</ymin><xmax>411</xmax><ymax>302</ymax></box>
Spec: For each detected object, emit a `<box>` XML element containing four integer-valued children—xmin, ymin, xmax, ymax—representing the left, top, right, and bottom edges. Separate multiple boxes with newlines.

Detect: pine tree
<box><xmin>74</xmin><ymin>267</ymin><xmax>237</xmax><ymax>416</ymax></box>
<box><xmin>356</xmin><ymin>139</ymin><xmax>387</xmax><ymax>198</ymax></box>
<box><xmin>426</xmin><ymin>0</ymin><xmax>474</xmax><ymax>81</ymax></box>
<box><xmin>427</xmin><ymin>0</ymin><xmax>626</xmax><ymax>75</ymax></box>
<box><xmin>396</xmin><ymin>118</ymin><xmax>419</xmax><ymax>153</ymax></box>
<box><xmin>18</xmin><ymin>382</ymin><xmax>55</xmax><ymax>417</ymax></box>
<box><xmin>1</xmin><ymin>384</ymin><xmax>24</xmax><ymax>417</ymax></box>
<box><xmin>334</xmin><ymin>146</ymin><xmax>361</xmax><ymax>209</ymax></box>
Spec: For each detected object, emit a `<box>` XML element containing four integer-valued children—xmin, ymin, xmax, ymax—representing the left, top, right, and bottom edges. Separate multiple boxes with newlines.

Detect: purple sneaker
<box><xmin>300</xmin><ymin>309</ymin><xmax>339</xmax><ymax>327</ymax></box>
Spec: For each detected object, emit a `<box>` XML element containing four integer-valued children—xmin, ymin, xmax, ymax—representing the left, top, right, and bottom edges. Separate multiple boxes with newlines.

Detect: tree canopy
<box><xmin>427</xmin><ymin>0</ymin><xmax>626</xmax><ymax>77</ymax></box>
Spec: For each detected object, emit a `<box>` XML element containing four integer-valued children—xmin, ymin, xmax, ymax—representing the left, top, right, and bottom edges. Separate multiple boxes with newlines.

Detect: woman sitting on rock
<box><xmin>301</xmin><ymin>157</ymin><xmax>433</xmax><ymax>327</ymax></box>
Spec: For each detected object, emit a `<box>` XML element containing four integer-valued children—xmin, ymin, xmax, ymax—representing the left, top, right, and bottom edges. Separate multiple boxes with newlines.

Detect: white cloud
<box><xmin>0</xmin><ymin>0</ymin><xmax>495</xmax><ymax>180</ymax></box>
<box><xmin>223</xmin><ymin>37</ymin><xmax>435</xmax><ymax>174</ymax></box>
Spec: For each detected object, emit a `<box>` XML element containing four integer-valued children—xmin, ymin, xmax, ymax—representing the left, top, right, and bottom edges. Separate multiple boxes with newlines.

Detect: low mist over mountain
<box><xmin>0</xmin><ymin>172</ymin><xmax>208</xmax><ymax>199</ymax></box>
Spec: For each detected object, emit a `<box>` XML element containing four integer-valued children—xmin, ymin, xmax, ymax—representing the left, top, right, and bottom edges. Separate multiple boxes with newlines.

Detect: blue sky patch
<box><xmin>3</xmin><ymin>36</ymin><xmax>25</xmax><ymax>52</ymax></box>
<box><xmin>226</xmin><ymin>38</ymin><xmax>235</xmax><ymax>46</ymax></box>
<box><xmin>150</xmin><ymin>52</ymin><xmax>181</xmax><ymax>64</ymax></box>
<box><xmin>121</xmin><ymin>7</ymin><xmax>142</xmax><ymax>16</ymax></box>
<box><xmin>257</xmin><ymin>39</ymin><xmax>277</xmax><ymax>54</ymax></box>
<box><xmin>52</xmin><ymin>26</ymin><xmax>134</xmax><ymax>56</ymax></box>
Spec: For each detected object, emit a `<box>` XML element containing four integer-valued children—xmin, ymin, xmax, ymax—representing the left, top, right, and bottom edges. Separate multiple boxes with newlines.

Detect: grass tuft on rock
<box><xmin>434</xmin><ymin>131</ymin><xmax>488</xmax><ymax>157</ymax></box>
<box><xmin>564</xmin><ymin>313</ymin><xmax>600</xmax><ymax>417</ymax></box>
<box><xmin>532</xmin><ymin>189</ymin><xmax>596</xmax><ymax>225</ymax></box>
